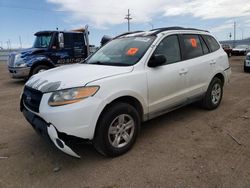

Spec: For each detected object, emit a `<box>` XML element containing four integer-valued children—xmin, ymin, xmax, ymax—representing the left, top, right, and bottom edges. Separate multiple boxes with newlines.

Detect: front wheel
<box><xmin>201</xmin><ymin>77</ymin><xmax>223</xmax><ymax>110</ymax></box>
<box><xmin>31</xmin><ymin>65</ymin><xmax>50</xmax><ymax>77</ymax></box>
<box><xmin>94</xmin><ymin>103</ymin><xmax>140</xmax><ymax>157</ymax></box>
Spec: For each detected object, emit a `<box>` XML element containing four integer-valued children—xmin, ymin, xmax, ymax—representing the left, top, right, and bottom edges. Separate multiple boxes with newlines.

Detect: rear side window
<box><xmin>202</xmin><ymin>35</ymin><xmax>220</xmax><ymax>52</ymax></box>
<box><xmin>182</xmin><ymin>35</ymin><xmax>203</xmax><ymax>59</ymax></box>
<box><xmin>73</xmin><ymin>33</ymin><xmax>85</xmax><ymax>47</ymax></box>
<box><xmin>64</xmin><ymin>33</ymin><xmax>73</xmax><ymax>48</ymax></box>
<box><xmin>154</xmin><ymin>35</ymin><xmax>181</xmax><ymax>64</ymax></box>
<box><xmin>199</xmin><ymin>35</ymin><xmax>209</xmax><ymax>55</ymax></box>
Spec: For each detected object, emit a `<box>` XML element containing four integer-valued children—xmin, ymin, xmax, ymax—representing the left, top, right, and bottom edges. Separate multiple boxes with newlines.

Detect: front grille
<box><xmin>22</xmin><ymin>86</ymin><xmax>43</xmax><ymax>113</ymax></box>
<box><xmin>8</xmin><ymin>54</ymin><xmax>15</xmax><ymax>67</ymax></box>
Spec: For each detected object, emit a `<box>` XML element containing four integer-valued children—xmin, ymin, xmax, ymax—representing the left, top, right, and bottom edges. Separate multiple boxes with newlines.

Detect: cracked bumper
<box><xmin>22</xmin><ymin>106</ymin><xmax>81</xmax><ymax>158</ymax></box>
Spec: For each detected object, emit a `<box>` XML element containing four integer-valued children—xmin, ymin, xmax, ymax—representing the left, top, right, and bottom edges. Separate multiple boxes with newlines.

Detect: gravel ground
<box><xmin>0</xmin><ymin>56</ymin><xmax>250</xmax><ymax>188</ymax></box>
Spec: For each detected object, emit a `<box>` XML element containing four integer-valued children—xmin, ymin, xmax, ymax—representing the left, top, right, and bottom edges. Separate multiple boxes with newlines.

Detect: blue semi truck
<box><xmin>7</xmin><ymin>26</ymin><xmax>97</xmax><ymax>79</ymax></box>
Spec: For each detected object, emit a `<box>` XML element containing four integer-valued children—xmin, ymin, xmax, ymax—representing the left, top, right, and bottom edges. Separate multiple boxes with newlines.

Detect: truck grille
<box><xmin>8</xmin><ymin>54</ymin><xmax>15</xmax><ymax>67</ymax></box>
<box><xmin>22</xmin><ymin>86</ymin><xmax>43</xmax><ymax>113</ymax></box>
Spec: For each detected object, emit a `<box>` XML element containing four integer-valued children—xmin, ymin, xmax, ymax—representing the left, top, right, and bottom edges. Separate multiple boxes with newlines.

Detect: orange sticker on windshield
<box><xmin>190</xmin><ymin>38</ymin><xmax>197</xmax><ymax>48</ymax></box>
<box><xmin>126</xmin><ymin>48</ymin><xmax>139</xmax><ymax>56</ymax></box>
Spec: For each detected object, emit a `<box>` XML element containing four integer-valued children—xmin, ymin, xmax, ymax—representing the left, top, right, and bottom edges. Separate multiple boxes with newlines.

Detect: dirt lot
<box><xmin>0</xmin><ymin>57</ymin><xmax>250</xmax><ymax>188</ymax></box>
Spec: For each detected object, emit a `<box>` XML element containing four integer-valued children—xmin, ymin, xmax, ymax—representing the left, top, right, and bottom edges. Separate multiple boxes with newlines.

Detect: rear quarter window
<box><xmin>202</xmin><ymin>35</ymin><xmax>220</xmax><ymax>52</ymax></box>
<box><xmin>182</xmin><ymin>34</ymin><xmax>203</xmax><ymax>60</ymax></box>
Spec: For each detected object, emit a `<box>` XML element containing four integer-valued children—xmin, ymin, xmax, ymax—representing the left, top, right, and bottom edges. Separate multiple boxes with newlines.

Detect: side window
<box><xmin>73</xmin><ymin>33</ymin><xmax>85</xmax><ymax>48</ymax></box>
<box><xmin>182</xmin><ymin>34</ymin><xmax>203</xmax><ymax>59</ymax></box>
<box><xmin>199</xmin><ymin>35</ymin><xmax>209</xmax><ymax>54</ymax></box>
<box><xmin>202</xmin><ymin>35</ymin><xmax>220</xmax><ymax>52</ymax></box>
<box><xmin>154</xmin><ymin>35</ymin><xmax>181</xmax><ymax>64</ymax></box>
<box><xmin>64</xmin><ymin>33</ymin><xmax>73</xmax><ymax>48</ymax></box>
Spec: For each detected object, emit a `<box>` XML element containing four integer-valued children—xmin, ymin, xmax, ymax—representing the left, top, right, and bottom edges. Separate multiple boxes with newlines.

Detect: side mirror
<box><xmin>58</xmin><ymin>33</ymin><xmax>64</xmax><ymax>48</ymax></box>
<box><xmin>148</xmin><ymin>54</ymin><xmax>166</xmax><ymax>67</ymax></box>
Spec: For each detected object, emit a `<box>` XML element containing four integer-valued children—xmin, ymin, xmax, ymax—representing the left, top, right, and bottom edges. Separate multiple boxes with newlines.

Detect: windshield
<box><xmin>33</xmin><ymin>34</ymin><xmax>52</xmax><ymax>48</ymax></box>
<box><xmin>235</xmin><ymin>45</ymin><xmax>249</xmax><ymax>49</ymax></box>
<box><xmin>86</xmin><ymin>36</ymin><xmax>155</xmax><ymax>66</ymax></box>
<box><xmin>246</xmin><ymin>55</ymin><xmax>250</xmax><ymax>60</ymax></box>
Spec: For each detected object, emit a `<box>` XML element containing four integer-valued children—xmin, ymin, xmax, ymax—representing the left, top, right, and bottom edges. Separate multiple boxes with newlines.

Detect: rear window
<box><xmin>203</xmin><ymin>35</ymin><xmax>220</xmax><ymax>52</ymax></box>
<box><xmin>182</xmin><ymin>34</ymin><xmax>203</xmax><ymax>60</ymax></box>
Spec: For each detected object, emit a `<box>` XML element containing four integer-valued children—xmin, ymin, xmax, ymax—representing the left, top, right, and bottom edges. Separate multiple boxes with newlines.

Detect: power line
<box><xmin>124</xmin><ymin>9</ymin><xmax>132</xmax><ymax>32</ymax></box>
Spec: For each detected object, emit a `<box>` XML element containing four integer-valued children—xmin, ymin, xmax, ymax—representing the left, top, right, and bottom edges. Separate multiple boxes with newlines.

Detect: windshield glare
<box><xmin>87</xmin><ymin>36</ymin><xmax>155</xmax><ymax>66</ymax></box>
<box><xmin>33</xmin><ymin>34</ymin><xmax>52</xmax><ymax>48</ymax></box>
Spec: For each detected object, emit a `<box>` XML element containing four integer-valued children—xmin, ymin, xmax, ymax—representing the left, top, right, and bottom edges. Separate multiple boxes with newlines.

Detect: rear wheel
<box><xmin>31</xmin><ymin>64</ymin><xmax>50</xmax><ymax>76</ymax></box>
<box><xmin>201</xmin><ymin>77</ymin><xmax>223</xmax><ymax>110</ymax></box>
<box><xmin>94</xmin><ymin>103</ymin><xmax>140</xmax><ymax>157</ymax></box>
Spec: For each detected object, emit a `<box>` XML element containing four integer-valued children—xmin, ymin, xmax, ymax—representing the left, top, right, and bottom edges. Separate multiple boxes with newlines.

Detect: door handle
<box><xmin>210</xmin><ymin>60</ymin><xmax>216</xmax><ymax>65</ymax></box>
<box><xmin>179</xmin><ymin>68</ymin><xmax>188</xmax><ymax>75</ymax></box>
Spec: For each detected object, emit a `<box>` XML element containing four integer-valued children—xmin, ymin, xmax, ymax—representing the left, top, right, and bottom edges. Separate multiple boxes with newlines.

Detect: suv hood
<box><xmin>26</xmin><ymin>64</ymin><xmax>133</xmax><ymax>92</ymax></box>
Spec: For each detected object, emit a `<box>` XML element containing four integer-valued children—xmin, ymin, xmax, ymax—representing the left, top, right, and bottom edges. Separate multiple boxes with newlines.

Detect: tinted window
<box><xmin>73</xmin><ymin>33</ymin><xmax>85</xmax><ymax>47</ymax></box>
<box><xmin>154</xmin><ymin>35</ymin><xmax>181</xmax><ymax>64</ymax></box>
<box><xmin>203</xmin><ymin>35</ymin><xmax>220</xmax><ymax>52</ymax></box>
<box><xmin>182</xmin><ymin>35</ymin><xmax>203</xmax><ymax>59</ymax></box>
<box><xmin>64</xmin><ymin>33</ymin><xmax>73</xmax><ymax>48</ymax></box>
<box><xmin>199</xmin><ymin>35</ymin><xmax>209</xmax><ymax>54</ymax></box>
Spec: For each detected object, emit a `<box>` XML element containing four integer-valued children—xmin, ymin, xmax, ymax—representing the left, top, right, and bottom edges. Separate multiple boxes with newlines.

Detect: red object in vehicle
<box><xmin>222</xmin><ymin>44</ymin><xmax>232</xmax><ymax>57</ymax></box>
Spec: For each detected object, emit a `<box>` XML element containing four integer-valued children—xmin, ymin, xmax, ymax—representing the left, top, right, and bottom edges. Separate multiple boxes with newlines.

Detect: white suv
<box><xmin>244</xmin><ymin>52</ymin><xmax>250</xmax><ymax>72</ymax></box>
<box><xmin>21</xmin><ymin>27</ymin><xmax>231</xmax><ymax>158</ymax></box>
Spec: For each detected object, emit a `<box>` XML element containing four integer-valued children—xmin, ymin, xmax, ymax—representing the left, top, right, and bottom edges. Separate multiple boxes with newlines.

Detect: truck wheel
<box><xmin>31</xmin><ymin>65</ymin><xmax>50</xmax><ymax>76</ymax></box>
<box><xmin>94</xmin><ymin>103</ymin><xmax>140</xmax><ymax>157</ymax></box>
<box><xmin>201</xmin><ymin>77</ymin><xmax>223</xmax><ymax>110</ymax></box>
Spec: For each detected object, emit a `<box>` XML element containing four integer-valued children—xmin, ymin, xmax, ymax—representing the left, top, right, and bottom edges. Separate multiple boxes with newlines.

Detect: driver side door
<box><xmin>146</xmin><ymin>35</ymin><xmax>188</xmax><ymax>118</ymax></box>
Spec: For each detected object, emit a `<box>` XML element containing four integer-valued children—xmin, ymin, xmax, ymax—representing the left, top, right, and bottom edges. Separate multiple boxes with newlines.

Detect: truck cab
<box><xmin>8</xmin><ymin>28</ymin><xmax>91</xmax><ymax>79</ymax></box>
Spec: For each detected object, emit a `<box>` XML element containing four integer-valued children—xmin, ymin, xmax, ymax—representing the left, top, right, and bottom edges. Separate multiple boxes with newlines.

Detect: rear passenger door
<box><xmin>179</xmin><ymin>34</ymin><xmax>213</xmax><ymax>99</ymax></box>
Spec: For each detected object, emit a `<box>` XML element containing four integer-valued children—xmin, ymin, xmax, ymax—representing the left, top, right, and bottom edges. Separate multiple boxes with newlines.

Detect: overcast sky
<box><xmin>1</xmin><ymin>0</ymin><xmax>250</xmax><ymax>48</ymax></box>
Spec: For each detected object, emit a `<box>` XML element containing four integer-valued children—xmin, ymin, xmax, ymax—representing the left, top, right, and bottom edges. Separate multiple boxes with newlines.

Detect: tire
<box><xmin>201</xmin><ymin>77</ymin><xmax>223</xmax><ymax>110</ymax></box>
<box><xmin>244</xmin><ymin>66</ymin><xmax>250</xmax><ymax>72</ymax></box>
<box><xmin>94</xmin><ymin>103</ymin><xmax>140</xmax><ymax>157</ymax></box>
<box><xmin>31</xmin><ymin>65</ymin><xmax>50</xmax><ymax>76</ymax></box>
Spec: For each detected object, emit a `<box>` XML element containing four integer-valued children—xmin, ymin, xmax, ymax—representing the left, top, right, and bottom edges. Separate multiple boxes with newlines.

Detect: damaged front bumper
<box><xmin>22</xmin><ymin>106</ymin><xmax>81</xmax><ymax>158</ymax></box>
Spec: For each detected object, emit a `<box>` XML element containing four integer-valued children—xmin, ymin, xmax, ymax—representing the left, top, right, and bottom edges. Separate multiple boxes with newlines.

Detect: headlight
<box><xmin>15</xmin><ymin>54</ymin><xmax>22</xmax><ymax>62</ymax></box>
<box><xmin>48</xmin><ymin>86</ymin><xmax>99</xmax><ymax>106</ymax></box>
<box><xmin>14</xmin><ymin>54</ymin><xmax>26</xmax><ymax>67</ymax></box>
<box><xmin>16</xmin><ymin>62</ymin><xmax>27</xmax><ymax>67</ymax></box>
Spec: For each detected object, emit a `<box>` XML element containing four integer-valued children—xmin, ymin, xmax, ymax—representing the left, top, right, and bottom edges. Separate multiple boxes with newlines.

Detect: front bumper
<box><xmin>22</xmin><ymin>105</ymin><xmax>80</xmax><ymax>158</ymax></box>
<box><xmin>8</xmin><ymin>66</ymin><xmax>30</xmax><ymax>79</ymax></box>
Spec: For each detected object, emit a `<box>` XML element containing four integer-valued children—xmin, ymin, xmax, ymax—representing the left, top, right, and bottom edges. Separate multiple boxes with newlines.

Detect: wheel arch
<box><xmin>94</xmin><ymin>95</ymin><xmax>144</xmax><ymax>138</ymax></box>
<box><xmin>29</xmin><ymin>60</ymin><xmax>54</xmax><ymax>77</ymax></box>
<box><xmin>212</xmin><ymin>72</ymin><xmax>225</xmax><ymax>86</ymax></box>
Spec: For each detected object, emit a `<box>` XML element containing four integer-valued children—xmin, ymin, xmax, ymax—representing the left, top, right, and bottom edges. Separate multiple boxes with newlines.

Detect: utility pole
<box><xmin>19</xmin><ymin>36</ymin><xmax>22</xmax><ymax>49</ymax></box>
<box><xmin>125</xmin><ymin>9</ymin><xmax>132</xmax><ymax>32</ymax></box>
<box><xmin>233</xmin><ymin>21</ymin><xmax>236</xmax><ymax>47</ymax></box>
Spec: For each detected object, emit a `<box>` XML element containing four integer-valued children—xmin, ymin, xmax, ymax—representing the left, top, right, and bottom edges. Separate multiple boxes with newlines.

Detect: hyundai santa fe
<box><xmin>21</xmin><ymin>27</ymin><xmax>231</xmax><ymax>158</ymax></box>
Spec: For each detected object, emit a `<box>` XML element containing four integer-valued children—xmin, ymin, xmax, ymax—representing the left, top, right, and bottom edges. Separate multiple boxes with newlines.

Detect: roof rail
<box><xmin>150</xmin><ymin>27</ymin><xmax>209</xmax><ymax>35</ymax></box>
<box><xmin>115</xmin><ymin>31</ymin><xmax>144</xmax><ymax>39</ymax></box>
